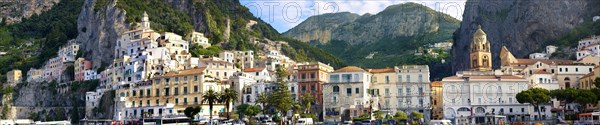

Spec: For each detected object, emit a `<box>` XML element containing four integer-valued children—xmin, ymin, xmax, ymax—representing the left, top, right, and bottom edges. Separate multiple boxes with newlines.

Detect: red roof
<box><xmin>244</xmin><ymin>67</ymin><xmax>266</xmax><ymax>72</ymax></box>
<box><xmin>535</xmin><ymin>70</ymin><xmax>552</xmax><ymax>74</ymax></box>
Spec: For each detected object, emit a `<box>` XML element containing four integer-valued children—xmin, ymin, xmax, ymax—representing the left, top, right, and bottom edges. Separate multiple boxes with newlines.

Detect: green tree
<box><xmin>594</xmin><ymin>77</ymin><xmax>600</xmax><ymax>88</ymax></box>
<box><xmin>575</xmin><ymin>89</ymin><xmax>597</xmax><ymax>113</ymax></box>
<box><xmin>219</xmin><ymin>88</ymin><xmax>238</xmax><ymax>119</ymax></box>
<box><xmin>411</xmin><ymin>111</ymin><xmax>423</xmax><ymax>120</ymax></box>
<box><xmin>268</xmin><ymin>66</ymin><xmax>294</xmax><ymax>124</ymax></box>
<box><xmin>202</xmin><ymin>89</ymin><xmax>220</xmax><ymax>122</ymax></box>
<box><xmin>256</xmin><ymin>93</ymin><xmax>269</xmax><ymax>115</ymax></box>
<box><xmin>394</xmin><ymin>111</ymin><xmax>408</xmax><ymax>121</ymax></box>
<box><xmin>184</xmin><ymin>106</ymin><xmax>201</xmax><ymax>124</ymax></box>
<box><xmin>299</xmin><ymin>93</ymin><xmax>314</xmax><ymax>113</ymax></box>
<box><xmin>516</xmin><ymin>88</ymin><xmax>551</xmax><ymax>119</ymax></box>
<box><xmin>237</xmin><ymin>104</ymin><xmax>261</xmax><ymax>123</ymax></box>
<box><xmin>373</xmin><ymin>110</ymin><xmax>384</xmax><ymax>120</ymax></box>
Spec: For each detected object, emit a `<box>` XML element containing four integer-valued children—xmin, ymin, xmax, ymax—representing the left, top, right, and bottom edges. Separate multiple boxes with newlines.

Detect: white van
<box><xmin>429</xmin><ymin>120</ymin><xmax>452</xmax><ymax>125</ymax></box>
<box><xmin>295</xmin><ymin>118</ymin><xmax>314</xmax><ymax>125</ymax></box>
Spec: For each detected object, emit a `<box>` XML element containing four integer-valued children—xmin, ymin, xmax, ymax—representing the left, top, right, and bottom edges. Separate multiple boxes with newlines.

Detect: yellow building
<box><xmin>115</xmin><ymin>67</ymin><xmax>230</xmax><ymax>119</ymax></box>
<box><xmin>470</xmin><ymin>25</ymin><xmax>492</xmax><ymax>71</ymax></box>
<box><xmin>431</xmin><ymin>81</ymin><xmax>443</xmax><ymax>120</ymax></box>
<box><xmin>6</xmin><ymin>69</ymin><xmax>22</xmax><ymax>85</ymax></box>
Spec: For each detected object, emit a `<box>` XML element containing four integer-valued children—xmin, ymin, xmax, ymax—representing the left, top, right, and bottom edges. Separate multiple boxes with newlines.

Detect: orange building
<box><xmin>296</xmin><ymin>62</ymin><xmax>334</xmax><ymax>113</ymax></box>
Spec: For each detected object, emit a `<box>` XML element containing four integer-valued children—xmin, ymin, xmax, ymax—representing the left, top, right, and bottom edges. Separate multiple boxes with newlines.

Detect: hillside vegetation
<box><xmin>0</xmin><ymin>0</ymin><xmax>84</xmax><ymax>81</ymax></box>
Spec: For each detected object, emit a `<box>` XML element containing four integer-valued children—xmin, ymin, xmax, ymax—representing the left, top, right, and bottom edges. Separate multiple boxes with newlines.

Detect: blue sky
<box><xmin>240</xmin><ymin>0</ymin><xmax>467</xmax><ymax>33</ymax></box>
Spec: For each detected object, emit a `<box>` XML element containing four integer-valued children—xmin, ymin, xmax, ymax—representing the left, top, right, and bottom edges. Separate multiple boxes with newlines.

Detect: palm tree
<box><xmin>256</xmin><ymin>93</ymin><xmax>269</xmax><ymax>115</ymax></box>
<box><xmin>300</xmin><ymin>93</ymin><xmax>314</xmax><ymax>113</ymax></box>
<box><xmin>219</xmin><ymin>88</ymin><xmax>238</xmax><ymax>120</ymax></box>
<box><xmin>202</xmin><ymin>89</ymin><xmax>220</xmax><ymax>123</ymax></box>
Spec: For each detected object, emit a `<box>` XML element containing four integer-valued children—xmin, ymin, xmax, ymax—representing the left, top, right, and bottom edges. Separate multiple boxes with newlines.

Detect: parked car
<box><xmin>295</xmin><ymin>118</ymin><xmax>314</xmax><ymax>125</ymax></box>
<box><xmin>342</xmin><ymin>121</ymin><xmax>353</xmax><ymax>125</ymax></box>
<box><xmin>429</xmin><ymin>120</ymin><xmax>452</xmax><ymax>125</ymax></box>
<box><xmin>259</xmin><ymin>120</ymin><xmax>276</xmax><ymax>125</ymax></box>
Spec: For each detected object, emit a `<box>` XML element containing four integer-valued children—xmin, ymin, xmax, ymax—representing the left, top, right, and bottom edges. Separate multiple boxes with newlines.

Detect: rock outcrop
<box><xmin>76</xmin><ymin>0</ymin><xmax>127</xmax><ymax>68</ymax></box>
<box><xmin>0</xmin><ymin>0</ymin><xmax>60</xmax><ymax>24</ymax></box>
<box><xmin>452</xmin><ymin>0</ymin><xmax>600</xmax><ymax>72</ymax></box>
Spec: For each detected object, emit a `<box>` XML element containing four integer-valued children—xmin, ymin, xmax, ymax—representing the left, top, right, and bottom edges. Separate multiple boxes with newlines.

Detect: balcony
<box><xmin>298</xmin><ymin>78</ymin><xmax>317</xmax><ymax>82</ymax></box>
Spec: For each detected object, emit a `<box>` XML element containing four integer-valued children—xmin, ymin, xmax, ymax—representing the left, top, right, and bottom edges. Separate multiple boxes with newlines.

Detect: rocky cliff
<box><xmin>452</xmin><ymin>0</ymin><xmax>600</xmax><ymax>72</ymax></box>
<box><xmin>76</xmin><ymin>0</ymin><xmax>127</xmax><ymax>68</ymax></box>
<box><xmin>284</xmin><ymin>3</ymin><xmax>460</xmax><ymax>45</ymax></box>
<box><xmin>0</xmin><ymin>0</ymin><xmax>60</xmax><ymax>24</ymax></box>
<box><xmin>284</xmin><ymin>12</ymin><xmax>359</xmax><ymax>44</ymax></box>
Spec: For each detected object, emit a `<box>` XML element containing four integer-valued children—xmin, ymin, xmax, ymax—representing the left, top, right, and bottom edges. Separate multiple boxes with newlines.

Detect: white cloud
<box><xmin>240</xmin><ymin>0</ymin><xmax>466</xmax><ymax>33</ymax></box>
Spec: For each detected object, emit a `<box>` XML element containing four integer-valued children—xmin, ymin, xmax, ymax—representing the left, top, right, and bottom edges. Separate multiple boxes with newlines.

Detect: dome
<box><xmin>473</xmin><ymin>25</ymin><xmax>486</xmax><ymax>37</ymax></box>
<box><xmin>334</xmin><ymin>66</ymin><xmax>365</xmax><ymax>73</ymax></box>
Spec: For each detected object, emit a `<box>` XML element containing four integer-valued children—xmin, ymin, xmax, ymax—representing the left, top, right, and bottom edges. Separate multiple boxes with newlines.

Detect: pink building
<box><xmin>75</xmin><ymin>58</ymin><xmax>93</xmax><ymax>81</ymax></box>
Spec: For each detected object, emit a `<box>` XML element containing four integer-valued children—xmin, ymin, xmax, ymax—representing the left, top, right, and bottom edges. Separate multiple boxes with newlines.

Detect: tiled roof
<box><xmin>512</xmin><ymin>59</ymin><xmax>573</xmax><ymax>65</ymax></box>
<box><xmin>244</xmin><ymin>67</ymin><xmax>266</xmax><ymax>72</ymax></box>
<box><xmin>367</xmin><ymin>68</ymin><xmax>395</xmax><ymax>73</ymax></box>
<box><xmin>582</xmin><ymin>72</ymin><xmax>595</xmax><ymax>78</ymax></box>
<box><xmin>334</xmin><ymin>66</ymin><xmax>365</xmax><ymax>73</ymax></box>
<box><xmin>431</xmin><ymin>81</ymin><xmax>442</xmax><ymax>87</ymax></box>
<box><xmin>535</xmin><ymin>70</ymin><xmax>552</xmax><ymax>74</ymax></box>
<box><xmin>158</xmin><ymin>67</ymin><xmax>206</xmax><ymax>78</ymax></box>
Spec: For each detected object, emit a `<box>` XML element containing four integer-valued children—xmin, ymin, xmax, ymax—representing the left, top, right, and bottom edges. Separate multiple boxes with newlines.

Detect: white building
<box><xmin>84</xmin><ymin>70</ymin><xmax>98</xmax><ymax>81</ymax></box>
<box><xmin>86</xmin><ymin>90</ymin><xmax>104</xmax><ymax>118</ymax></box>
<box><xmin>546</xmin><ymin>45</ymin><xmax>558</xmax><ymax>55</ymax></box>
<box><xmin>322</xmin><ymin>66</ymin><xmax>376</xmax><ymax>122</ymax></box>
<box><xmin>243</xmin><ymin>67</ymin><xmax>272</xmax><ymax>82</ymax></box>
<box><xmin>529</xmin><ymin>53</ymin><xmax>548</xmax><ymax>59</ymax></box>
<box><xmin>219</xmin><ymin>51</ymin><xmax>235</xmax><ymax>63</ymax></box>
<box><xmin>369</xmin><ymin>65</ymin><xmax>432</xmax><ymax>121</ymax></box>
<box><xmin>185</xmin><ymin>31</ymin><xmax>211</xmax><ymax>48</ymax></box>
<box><xmin>442</xmin><ymin>71</ymin><xmax>534</xmax><ymax>124</ymax></box>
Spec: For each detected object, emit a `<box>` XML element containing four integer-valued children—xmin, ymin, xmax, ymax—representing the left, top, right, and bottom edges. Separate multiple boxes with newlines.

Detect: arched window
<box><xmin>476</xmin><ymin>107</ymin><xmax>485</xmax><ymax>113</ymax></box>
<box><xmin>564</xmin><ymin>77</ymin><xmax>571</xmax><ymax>88</ymax></box>
<box><xmin>333</xmin><ymin>86</ymin><xmax>340</xmax><ymax>93</ymax></box>
<box><xmin>483</xmin><ymin>56</ymin><xmax>489</xmax><ymax>67</ymax></box>
<box><xmin>246</xmin><ymin>95</ymin><xmax>251</xmax><ymax>103</ymax></box>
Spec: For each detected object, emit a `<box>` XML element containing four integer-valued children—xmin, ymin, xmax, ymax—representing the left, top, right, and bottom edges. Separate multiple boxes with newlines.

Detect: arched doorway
<box><xmin>564</xmin><ymin>77</ymin><xmax>571</xmax><ymax>88</ymax></box>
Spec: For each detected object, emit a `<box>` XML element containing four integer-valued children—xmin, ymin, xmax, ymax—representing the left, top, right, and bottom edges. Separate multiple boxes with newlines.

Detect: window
<box><xmin>418</xmin><ymin>74</ymin><xmax>423</xmax><ymax>82</ymax></box>
<box><xmin>194</xmin><ymin>75</ymin><xmax>198</xmax><ymax>81</ymax></box>
<box><xmin>385</xmin><ymin>76</ymin><xmax>389</xmax><ymax>83</ymax></box>
<box><xmin>156</xmin><ymin>99</ymin><xmax>159</xmax><ymax>106</ymax></box>
<box><xmin>175</xmin><ymin>98</ymin><xmax>179</xmax><ymax>104</ymax></box>
<box><xmin>302</xmin><ymin>86</ymin><xmax>306</xmax><ymax>93</ymax></box>
<box><xmin>132</xmin><ymin>91</ymin><xmax>137</xmax><ymax>96</ymax></box>
<box><xmin>333</xmin><ymin>86</ymin><xmax>340</xmax><ymax>93</ymax></box>
<box><xmin>146</xmin><ymin>89</ymin><xmax>150</xmax><ymax>97</ymax></box>
<box><xmin>398</xmin><ymin>88</ymin><xmax>403</xmax><ymax>95</ymax></box>
<box><xmin>355</xmin><ymin>88</ymin><xmax>360</xmax><ymax>94</ymax></box>
<box><xmin>184</xmin><ymin>76</ymin><xmax>188</xmax><ymax>81</ymax></box>
<box><xmin>342</xmin><ymin>74</ymin><xmax>352</xmax><ymax>82</ymax></box>
<box><xmin>174</xmin><ymin>87</ymin><xmax>179</xmax><ymax>95</ymax></box>
<box><xmin>576</xmin><ymin>68</ymin><xmax>579</xmax><ymax>72</ymax></box>
<box><xmin>194</xmin><ymin>86</ymin><xmax>198</xmax><ymax>93</ymax></box>
<box><xmin>301</xmin><ymin>74</ymin><xmax>306</xmax><ymax>79</ymax></box>
<box><xmin>165</xmin><ymin>88</ymin><xmax>170</xmax><ymax>96</ymax></box>
<box><xmin>156</xmin><ymin>89</ymin><xmax>160</xmax><ymax>96</ymax></box>
<box><xmin>398</xmin><ymin>75</ymin><xmax>403</xmax><ymax>83</ymax></box>
<box><xmin>310</xmin><ymin>85</ymin><xmax>315</xmax><ymax>93</ymax></box>
<box><xmin>194</xmin><ymin>97</ymin><xmax>198</xmax><ymax>103</ymax></box>
<box><xmin>406</xmin><ymin>88</ymin><xmax>411</xmax><ymax>95</ymax></box>
<box><xmin>310</xmin><ymin>73</ymin><xmax>315</xmax><ymax>79</ymax></box>
<box><xmin>406</xmin><ymin>75</ymin><xmax>411</xmax><ymax>82</ymax></box>
<box><xmin>418</xmin><ymin>87</ymin><xmax>423</xmax><ymax>96</ymax></box>
<box><xmin>385</xmin><ymin>88</ymin><xmax>389</xmax><ymax>96</ymax></box>
<box><xmin>330</xmin><ymin>75</ymin><xmax>339</xmax><ymax>82</ymax></box>
<box><xmin>184</xmin><ymin>87</ymin><xmax>188</xmax><ymax>95</ymax></box>
<box><xmin>346</xmin><ymin>88</ymin><xmax>352</xmax><ymax>96</ymax></box>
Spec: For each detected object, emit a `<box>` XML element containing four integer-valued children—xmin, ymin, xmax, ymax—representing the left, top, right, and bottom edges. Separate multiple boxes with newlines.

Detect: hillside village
<box><xmin>3</xmin><ymin>5</ymin><xmax>600</xmax><ymax>125</ymax></box>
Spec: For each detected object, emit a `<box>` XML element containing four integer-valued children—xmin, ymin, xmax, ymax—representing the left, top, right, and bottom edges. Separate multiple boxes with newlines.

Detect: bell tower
<box><xmin>141</xmin><ymin>11</ymin><xmax>150</xmax><ymax>29</ymax></box>
<box><xmin>470</xmin><ymin>25</ymin><xmax>492</xmax><ymax>71</ymax></box>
